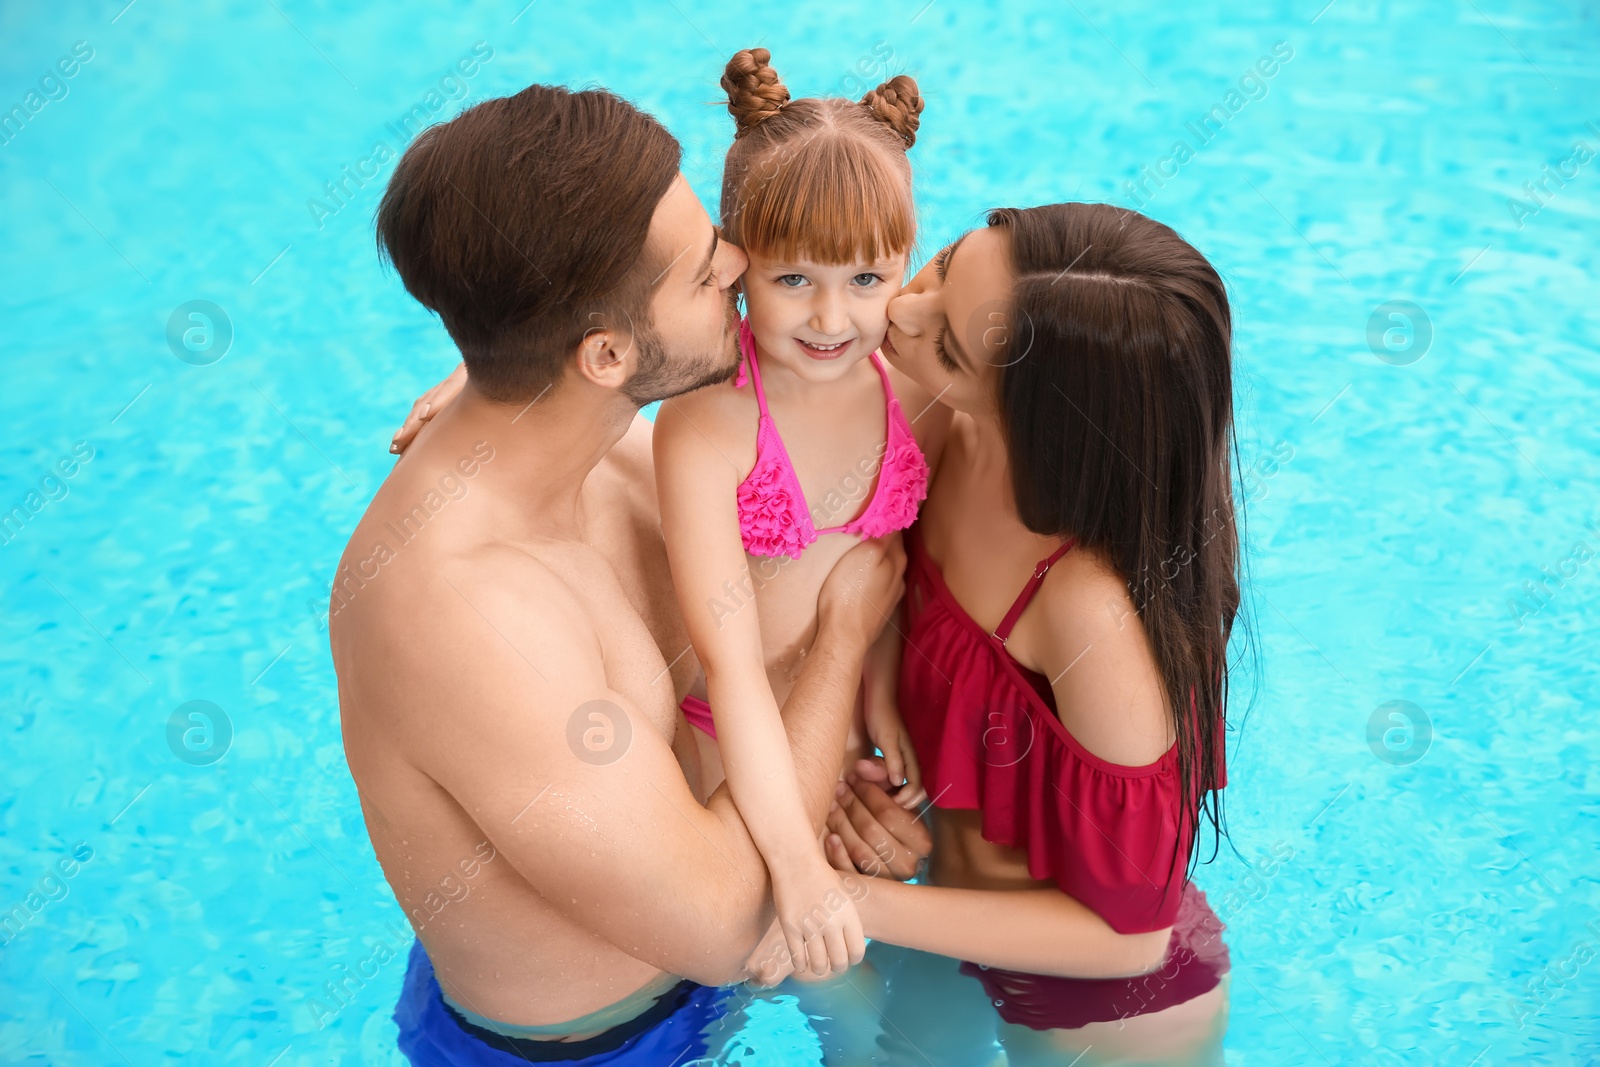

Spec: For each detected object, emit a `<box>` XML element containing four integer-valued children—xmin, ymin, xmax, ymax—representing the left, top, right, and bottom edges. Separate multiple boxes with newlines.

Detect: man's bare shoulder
<box><xmin>332</xmin><ymin>535</ymin><xmax>603</xmax><ymax>726</ymax></box>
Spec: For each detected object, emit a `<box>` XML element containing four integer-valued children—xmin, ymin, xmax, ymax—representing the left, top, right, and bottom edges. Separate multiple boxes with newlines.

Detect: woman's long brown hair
<box><xmin>991</xmin><ymin>202</ymin><xmax>1247</xmax><ymax>870</ymax></box>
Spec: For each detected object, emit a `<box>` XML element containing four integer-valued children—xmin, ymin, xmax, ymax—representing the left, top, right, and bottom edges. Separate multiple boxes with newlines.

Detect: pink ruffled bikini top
<box><xmin>732</xmin><ymin>316</ymin><xmax>929</xmax><ymax>559</ymax></box>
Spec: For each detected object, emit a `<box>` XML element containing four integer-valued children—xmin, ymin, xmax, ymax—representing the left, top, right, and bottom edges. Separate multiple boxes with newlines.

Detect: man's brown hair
<box><xmin>376</xmin><ymin>85</ymin><xmax>682</xmax><ymax>402</ymax></box>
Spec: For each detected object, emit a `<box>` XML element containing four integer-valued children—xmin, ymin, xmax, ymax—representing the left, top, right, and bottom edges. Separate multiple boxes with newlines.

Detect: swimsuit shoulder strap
<box><xmin>872</xmin><ymin>349</ymin><xmax>924</xmax><ymax>450</ymax></box>
<box><xmin>737</xmin><ymin>318</ymin><xmax>771</xmax><ymax>418</ymax></box>
<box><xmin>992</xmin><ymin>539</ymin><xmax>1078</xmax><ymax>643</ymax></box>
<box><xmin>867</xmin><ymin>348</ymin><xmax>894</xmax><ymax>393</ymax></box>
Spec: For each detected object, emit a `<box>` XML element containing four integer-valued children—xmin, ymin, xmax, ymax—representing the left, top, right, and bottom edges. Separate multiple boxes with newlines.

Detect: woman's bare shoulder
<box><xmin>1030</xmin><ymin>545</ymin><xmax>1175</xmax><ymax>764</ymax></box>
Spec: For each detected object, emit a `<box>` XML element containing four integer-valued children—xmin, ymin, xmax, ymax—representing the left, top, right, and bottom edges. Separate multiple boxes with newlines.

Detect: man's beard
<box><xmin>620</xmin><ymin>291</ymin><xmax>743</xmax><ymax>407</ymax></box>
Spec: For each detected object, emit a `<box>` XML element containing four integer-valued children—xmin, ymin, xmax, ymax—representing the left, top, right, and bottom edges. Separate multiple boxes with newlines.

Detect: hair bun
<box><xmin>860</xmin><ymin>74</ymin><xmax>923</xmax><ymax>149</ymax></box>
<box><xmin>722</xmin><ymin>48</ymin><xmax>790</xmax><ymax>139</ymax></box>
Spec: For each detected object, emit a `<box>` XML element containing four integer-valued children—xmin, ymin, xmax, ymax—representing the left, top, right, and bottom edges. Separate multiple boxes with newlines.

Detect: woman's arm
<box><xmin>855</xmin><ymin>879</ymin><xmax>1172</xmax><ymax>979</ymax></box>
<box><xmin>834</xmin><ymin>557</ymin><xmax>1182</xmax><ymax>981</ymax></box>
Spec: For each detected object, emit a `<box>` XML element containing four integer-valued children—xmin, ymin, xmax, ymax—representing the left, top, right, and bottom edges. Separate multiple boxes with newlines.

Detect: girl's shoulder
<box><xmin>651</xmin><ymin>373</ymin><xmax>760</xmax><ymax>472</ymax></box>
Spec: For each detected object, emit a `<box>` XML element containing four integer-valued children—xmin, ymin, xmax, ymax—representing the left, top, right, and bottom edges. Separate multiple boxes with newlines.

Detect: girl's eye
<box><xmin>852</xmin><ymin>273</ymin><xmax>882</xmax><ymax>287</ymax></box>
<box><xmin>777</xmin><ymin>274</ymin><xmax>808</xmax><ymax>287</ymax></box>
<box><xmin>933</xmin><ymin>247</ymin><xmax>952</xmax><ymax>280</ymax></box>
<box><xmin>935</xmin><ymin>327</ymin><xmax>957</xmax><ymax>372</ymax></box>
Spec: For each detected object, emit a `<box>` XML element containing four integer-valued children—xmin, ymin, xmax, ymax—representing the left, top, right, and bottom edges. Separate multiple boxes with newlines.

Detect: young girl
<box><xmin>652</xmin><ymin>48</ymin><xmax>948</xmax><ymax>981</ymax></box>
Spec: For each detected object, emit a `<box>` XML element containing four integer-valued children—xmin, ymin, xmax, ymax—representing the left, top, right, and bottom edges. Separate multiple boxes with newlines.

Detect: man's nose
<box><xmin>721</xmin><ymin>242</ymin><xmax>750</xmax><ymax>288</ymax></box>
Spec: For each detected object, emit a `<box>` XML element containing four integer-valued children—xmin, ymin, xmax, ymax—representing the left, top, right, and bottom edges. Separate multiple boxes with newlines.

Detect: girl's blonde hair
<box><xmin>719</xmin><ymin>48</ymin><xmax>922</xmax><ymax>265</ymax></box>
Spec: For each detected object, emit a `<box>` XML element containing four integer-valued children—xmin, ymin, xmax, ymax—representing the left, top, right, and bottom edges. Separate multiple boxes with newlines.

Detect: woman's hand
<box><xmin>390</xmin><ymin>361</ymin><xmax>466</xmax><ymax>454</ymax></box>
<box><xmin>824</xmin><ymin>758</ymin><xmax>933</xmax><ymax>881</ymax></box>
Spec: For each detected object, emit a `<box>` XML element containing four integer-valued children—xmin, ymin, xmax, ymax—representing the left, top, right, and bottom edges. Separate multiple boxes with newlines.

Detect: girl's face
<box><xmin>882</xmin><ymin>225</ymin><xmax>1016</xmax><ymax>416</ymax></box>
<box><xmin>740</xmin><ymin>250</ymin><xmax>908</xmax><ymax>383</ymax></box>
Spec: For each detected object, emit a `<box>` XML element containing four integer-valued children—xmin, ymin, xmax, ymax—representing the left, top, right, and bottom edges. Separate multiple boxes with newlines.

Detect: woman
<box><xmin>392</xmin><ymin>201</ymin><xmax>1242</xmax><ymax>1064</ymax></box>
<box><xmin>803</xmin><ymin>201</ymin><xmax>1240</xmax><ymax>1065</ymax></box>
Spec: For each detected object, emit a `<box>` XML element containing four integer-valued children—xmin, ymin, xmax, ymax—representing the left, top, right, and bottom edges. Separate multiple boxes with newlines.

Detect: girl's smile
<box><xmin>796</xmin><ymin>337</ymin><xmax>855</xmax><ymax>359</ymax></box>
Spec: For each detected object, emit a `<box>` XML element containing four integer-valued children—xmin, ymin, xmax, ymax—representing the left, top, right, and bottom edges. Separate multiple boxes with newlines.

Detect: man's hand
<box><xmin>391</xmin><ymin>361</ymin><xmax>467</xmax><ymax>454</ymax></box>
<box><xmin>818</xmin><ymin>534</ymin><xmax>905</xmax><ymax>648</ymax></box>
<box><xmin>824</xmin><ymin>758</ymin><xmax>933</xmax><ymax>881</ymax></box>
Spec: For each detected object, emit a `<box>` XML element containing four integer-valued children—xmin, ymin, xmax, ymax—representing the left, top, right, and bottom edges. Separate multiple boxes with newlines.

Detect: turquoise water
<box><xmin>3</xmin><ymin>1</ymin><xmax>1597</xmax><ymax>1063</ymax></box>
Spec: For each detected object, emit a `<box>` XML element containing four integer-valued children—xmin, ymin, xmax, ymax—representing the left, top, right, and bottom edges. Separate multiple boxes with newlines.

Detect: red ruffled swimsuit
<box><xmin>898</xmin><ymin>522</ymin><xmax>1230</xmax><ymax>1030</ymax></box>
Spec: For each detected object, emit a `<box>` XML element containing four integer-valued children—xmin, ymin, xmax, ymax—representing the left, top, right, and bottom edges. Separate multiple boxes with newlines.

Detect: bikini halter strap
<box><xmin>992</xmin><ymin>539</ymin><xmax>1078</xmax><ymax>643</ymax></box>
<box><xmin>736</xmin><ymin>318</ymin><xmax>771</xmax><ymax>418</ymax></box>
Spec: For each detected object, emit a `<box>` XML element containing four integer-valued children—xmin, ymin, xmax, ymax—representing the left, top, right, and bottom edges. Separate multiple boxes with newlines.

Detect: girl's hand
<box><xmin>772</xmin><ymin>861</ymin><xmax>866</xmax><ymax>980</ymax></box>
<box><xmin>862</xmin><ymin>698</ymin><xmax>926</xmax><ymax>810</ymax></box>
<box><xmin>742</xmin><ymin>914</ymin><xmax>848</xmax><ymax>988</ymax></box>
<box><xmin>390</xmin><ymin>361</ymin><xmax>466</xmax><ymax>454</ymax></box>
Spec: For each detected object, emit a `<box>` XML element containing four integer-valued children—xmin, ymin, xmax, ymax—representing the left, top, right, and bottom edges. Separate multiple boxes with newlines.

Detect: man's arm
<box><xmin>397</xmin><ymin>540</ymin><xmax>900</xmax><ymax>987</ymax></box>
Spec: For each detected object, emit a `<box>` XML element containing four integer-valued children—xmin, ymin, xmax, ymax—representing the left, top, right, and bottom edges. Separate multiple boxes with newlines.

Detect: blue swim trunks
<box><xmin>394</xmin><ymin>940</ymin><xmax>733</xmax><ymax>1065</ymax></box>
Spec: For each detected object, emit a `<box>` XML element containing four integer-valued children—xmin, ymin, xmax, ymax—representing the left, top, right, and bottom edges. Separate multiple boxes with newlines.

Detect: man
<box><xmin>330</xmin><ymin>83</ymin><xmax>905</xmax><ymax>1063</ymax></box>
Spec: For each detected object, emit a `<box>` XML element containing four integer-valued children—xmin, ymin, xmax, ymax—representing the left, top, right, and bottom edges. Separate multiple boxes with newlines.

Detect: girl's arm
<box><xmin>653</xmin><ymin>394</ymin><xmax>863</xmax><ymax>974</ymax></box>
<box><xmin>861</xmin><ymin>609</ymin><xmax>923</xmax><ymax>806</ymax></box>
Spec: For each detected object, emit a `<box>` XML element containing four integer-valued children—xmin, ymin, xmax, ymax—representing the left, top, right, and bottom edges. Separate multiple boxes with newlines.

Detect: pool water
<box><xmin>2</xmin><ymin>1</ymin><xmax>1596</xmax><ymax>1063</ymax></box>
